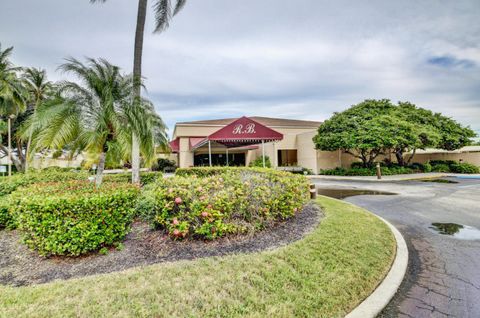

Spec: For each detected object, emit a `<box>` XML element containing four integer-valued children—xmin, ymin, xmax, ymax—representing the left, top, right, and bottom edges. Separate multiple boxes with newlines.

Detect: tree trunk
<box><xmin>395</xmin><ymin>150</ymin><xmax>405</xmax><ymax>166</ymax></box>
<box><xmin>25</xmin><ymin>130</ymin><xmax>33</xmax><ymax>172</ymax></box>
<box><xmin>0</xmin><ymin>144</ymin><xmax>23</xmax><ymax>172</ymax></box>
<box><xmin>406</xmin><ymin>148</ymin><xmax>417</xmax><ymax>165</ymax></box>
<box><xmin>131</xmin><ymin>0</ymin><xmax>148</xmax><ymax>185</ymax></box>
<box><xmin>95</xmin><ymin>152</ymin><xmax>106</xmax><ymax>188</ymax></box>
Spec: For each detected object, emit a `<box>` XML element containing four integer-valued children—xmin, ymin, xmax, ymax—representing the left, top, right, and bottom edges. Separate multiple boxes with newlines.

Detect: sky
<box><xmin>1</xmin><ymin>0</ymin><xmax>479</xmax><ymax>138</ymax></box>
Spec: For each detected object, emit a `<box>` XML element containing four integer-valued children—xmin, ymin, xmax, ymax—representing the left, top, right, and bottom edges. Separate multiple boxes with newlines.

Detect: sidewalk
<box><xmin>307</xmin><ymin>172</ymin><xmax>454</xmax><ymax>182</ymax></box>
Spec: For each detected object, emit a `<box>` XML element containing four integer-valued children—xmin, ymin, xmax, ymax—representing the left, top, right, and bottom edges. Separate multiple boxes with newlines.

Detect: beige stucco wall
<box><xmin>409</xmin><ymin>152</ymin><xmax>480</xmax><ymax>166</ymax></box>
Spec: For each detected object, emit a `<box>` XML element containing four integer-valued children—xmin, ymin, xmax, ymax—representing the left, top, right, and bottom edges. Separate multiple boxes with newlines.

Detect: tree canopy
<box><xmin>313</xmin><ymin>99</ymin><xmax>476</xmax><ymax>167</ymax></box>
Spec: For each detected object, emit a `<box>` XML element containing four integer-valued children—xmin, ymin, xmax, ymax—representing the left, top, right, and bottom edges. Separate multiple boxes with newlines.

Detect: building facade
<box><xmin>169</xmin><ymin>116</ymin><xmax>480</xmax><ymax>173</ymax></box>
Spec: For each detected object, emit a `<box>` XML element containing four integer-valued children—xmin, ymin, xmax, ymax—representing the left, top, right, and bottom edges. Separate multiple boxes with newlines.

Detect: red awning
<box><xmin>169</xmin><ymin>138</ymin><xmax>179</xmax><ymax>153</ymax></box>
<box><xmin>189</xmin><ymin>137</ymin><xmax>207</xmax><ymax>150</ymax></box>
<box><xmin>207</xmin><ymin>116</ymin><xmax>283</xmax><ymax>147</ymax></box>
<box><xmin>169</xmin><ymin>116</ymin><xmax>284</xmax><ymax>152</ymax></box>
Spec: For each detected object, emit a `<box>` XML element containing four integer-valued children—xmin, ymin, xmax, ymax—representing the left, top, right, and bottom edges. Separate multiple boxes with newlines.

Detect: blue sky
<box><xmin>1</xmin><ymin>0</ymin><xmax>479</xmax><ymax>138</ymax></box>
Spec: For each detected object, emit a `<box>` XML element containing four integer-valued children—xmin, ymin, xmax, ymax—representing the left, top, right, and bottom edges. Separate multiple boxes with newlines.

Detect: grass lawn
<box><xmin>0</xmin><ymin>196</ymin><xmax>395</xmax><ymax>318</ymax></box>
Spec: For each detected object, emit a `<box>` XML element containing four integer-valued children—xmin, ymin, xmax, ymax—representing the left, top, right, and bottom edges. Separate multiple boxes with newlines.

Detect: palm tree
<box><xmin>90</xmin><ymin>0</ymin><xmax>187</xmax><ymax>184</ymax></box>
<box><xmin>31</xmin><ymin>58</ymin><xmax>164</xmax><ymax>186</ymax></box>
<box><xmin>21</xmin><ymin>67</ymin><xmax>54</xmax><ymax>172</ymax></box>
<box><xmin>0</xmin><ymin>44</ymin><xmax>27</xmax><ymax>172</ymax></box>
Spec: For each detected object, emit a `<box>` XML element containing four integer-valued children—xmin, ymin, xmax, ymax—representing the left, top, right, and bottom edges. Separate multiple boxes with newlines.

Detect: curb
<box><xmin>345</xmin><ymin>215</ymin><xmax>409</xmax><ymax>318</ymax></box>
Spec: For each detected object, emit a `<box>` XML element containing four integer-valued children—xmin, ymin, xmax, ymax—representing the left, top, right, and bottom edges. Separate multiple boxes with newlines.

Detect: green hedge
<box><xmin>103</xmin><ymin>171</ymin><xmax>163</xmax><ymax>185</ymax></box>
<box><xmin>0</xmin><ymin>170</ymin><xmax>90</xmax><ymax>197</ymax></box>
<box><xmin>10</xmin><ymin>181</ymin><xmax>139</xmax><ymax>256</ymax></box>
<box><xmin>140</xmin><ymin>168</ymin><xmax>310</xmax><ymax>240</ymax></box>
<box><xmin>321</xmin><ymin>160</ymin><xmax>479</xmax><ymax>176</ymax></box>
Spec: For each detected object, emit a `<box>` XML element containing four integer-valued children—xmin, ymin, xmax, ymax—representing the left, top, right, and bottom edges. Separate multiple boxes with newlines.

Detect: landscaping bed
<box><xmin>0</xmin><ymin>202</ymin><xmax>320</xmax><ymax>286</ymax></box>
<box><xmin>0</xmin><ymin>197</ymin><xmax>395</xmax><ymax>317</ymax></box>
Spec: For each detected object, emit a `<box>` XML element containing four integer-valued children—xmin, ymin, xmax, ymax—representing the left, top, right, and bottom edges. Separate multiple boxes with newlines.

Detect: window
<box><xmin>277</xmin><ymin>150</ymin><xmax>297</xmax><ymax>166</ymax></box>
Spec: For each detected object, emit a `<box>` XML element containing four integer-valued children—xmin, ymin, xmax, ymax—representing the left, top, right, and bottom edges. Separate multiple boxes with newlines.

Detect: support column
<box><xmin>226</xmin><ymin>148</ymin><xmax>229</xmax><ymax>166</ymax></box>
<box><xmin>208</xmin><ymin>140</ymin><xmax>212</xmax><ymax>167</ymax></box>
<box><xmin>262</xmin><ymin>140</ymin><xmax>265</xmax><ymax>168</ymax></box>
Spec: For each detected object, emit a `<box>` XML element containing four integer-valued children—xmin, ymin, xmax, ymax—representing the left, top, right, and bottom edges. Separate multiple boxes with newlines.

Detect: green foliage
<box><xmin>10</xmin><ymin>181</ymin><xmax>139</xmax><ymax>256</ymax></box>
<box><xmin>0</xmin><ymin>170</ymin><xmax>90</xmax><ymax>197</ymax></box>
<box><xmin>151</xmin><ymin>158</ymin><xmax>177</xmax><ymax>172</ymax></box>
<box><xmin>322</xmin><ymin>160</ymin><xmax>479</xmax><ymax>175</ymax></box>
<box><xmin>450</xmin><ymin>163</ymin><xmax>479</xmax><ymax>174</ymax></box>
<box><xmin>431</xmin><ymin>164</ymin><xmax>450</xmax><ymax>172</ymax></box>
<box><xmin>321</xmin><ymin>164</ymin><xmax>422</xmax><ymax>176</ymax></box>
<box><xmin>102</xmin><ymin>171</ymin><xmax>163</xmax><ymax>185</ymax></box>
<box><xmin>248</xmin><ymin>156</ymin><xmax>272</xmax><ymax>168</ymax></box>
<box><xmin>139</xmin><ymin>168</ymin><xmax>310</xmax><ymax>240</ymax></box>
<box><xmin>313</xmin><ymin>99</ymin><xmax>476</xmax><ymax>166</ymax></box>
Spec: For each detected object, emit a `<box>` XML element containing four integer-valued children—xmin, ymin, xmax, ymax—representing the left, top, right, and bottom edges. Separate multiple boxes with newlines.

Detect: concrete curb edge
<box><xmin>345</xmin><ymin>215</ymin><xmax>409</xmax><ymax>318</ymax></box>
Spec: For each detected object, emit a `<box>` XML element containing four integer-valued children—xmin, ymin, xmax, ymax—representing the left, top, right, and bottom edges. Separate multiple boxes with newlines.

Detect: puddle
<box><xmin>420</xmin><ymin>178</ymin><xmax>458</xmax><ymax>184</ymax></box>
<box><xmin>429</xmin><ymin>223</ymin><xmax>480</xmax><ymax>240</ymax></box>
<box><xmin>317</xmin><ymin>188</ymin><xmax>396</xmax><ymax>199</ymax></box>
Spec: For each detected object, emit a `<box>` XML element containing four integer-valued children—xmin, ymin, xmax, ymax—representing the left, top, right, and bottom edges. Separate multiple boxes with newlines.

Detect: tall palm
<box><xmin>0</xmin><ymin>44</ymin><xmax>26</xmax><ymax>116</ymax></box>
<box><xmin>0</xmin><ymin>44</ymin><xmax>27</xmax><ymax>171</ymax></box>
<box><xmin>31</xmin><ymin>58</ymin><xmax>163</xmax><ymax>186</ymax></box>
<box><xmin>91</xmin><ymin>0</ymin><xmax>187</xmax><ymax>184</ymax></box>
<box><xmin>21</xmin><ymin>67</ymin><xmax>54</xmax><ymax>171</ymax></box>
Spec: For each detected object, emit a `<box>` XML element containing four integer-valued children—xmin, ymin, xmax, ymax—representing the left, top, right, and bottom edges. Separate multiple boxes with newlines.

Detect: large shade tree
<box><xmin>29</xmin><ymin>58</ymin><xmax>165</xmax><ymax>186</ymax></box>
<box><xmin>313</xmin><ymin>99</ymin><xmax>476</xmax><ymax>167</ymax></box>
<box><xmin>91</xmin><ymin>0</ymin><xmax>187</xmax><ymax>184</ymax></box>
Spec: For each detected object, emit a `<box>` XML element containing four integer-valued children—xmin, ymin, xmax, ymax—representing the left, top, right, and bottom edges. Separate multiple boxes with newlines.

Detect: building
<box><xmin>169</xmin><ymin>116</ymin><xmax>335</xmax><ymax>172</ymax></box>
<box><xmin>169</xmin><ymin>116</ymin><xmax>480</xmax><ymax>173</ymax></box>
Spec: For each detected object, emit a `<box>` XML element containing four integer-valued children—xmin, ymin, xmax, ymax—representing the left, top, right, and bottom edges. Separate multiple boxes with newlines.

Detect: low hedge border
<box><xmin>8</xmin><ymin>181</ymin><xmax>140</xmax><ymax>256</ymax></box>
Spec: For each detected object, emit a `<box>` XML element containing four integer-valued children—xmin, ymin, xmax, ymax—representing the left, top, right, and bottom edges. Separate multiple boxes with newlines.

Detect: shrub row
<box><xmin>103</xmin><ymin>171</ymin><xmax>163</xmax><ymax>185</ymax></box>
<box><xmin>0</xmin><ymin>170</ymin><xmax>162</xmax><ymax>198</ymax></box>
<box><xmin>5</xmin><ymin>181</ymin><xmax>139</xmax><ymax>256</ymax></box>
<box><xmin>139</xmin><ymin>168</ymin><xmax>310</xmax><ymax>240</ymax></box>
<box><xmin>320</xmin><ymin>165</ymin><xmax>418</xmax><ymax>176</ymax></box>
<box><xmin>321</xmin><ymin>160</ymin><xmax>479</xmax><ymax>176</ymax></box>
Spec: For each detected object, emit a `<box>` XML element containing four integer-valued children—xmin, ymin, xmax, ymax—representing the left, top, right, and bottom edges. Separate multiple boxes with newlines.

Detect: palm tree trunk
<box><xmin>96</xmin><ymin>152</ymin><xmax>106</xmax><ymax>188</ymax></box>
<box><xmin>25</xmin><ymin>125</ymin><xmax>34</xmax><ymax>173</ymax></box>
<box><xmin>131</xmin><ymin>0</ymin><xmax>148</xmax><ymax>184</ymax></box>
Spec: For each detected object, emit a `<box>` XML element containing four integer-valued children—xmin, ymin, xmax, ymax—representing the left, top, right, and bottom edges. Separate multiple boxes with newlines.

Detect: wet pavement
<box><xmin>311</xmin><ymin>177</ymin><xmax>480</xmax><ymax>318</ymax></box>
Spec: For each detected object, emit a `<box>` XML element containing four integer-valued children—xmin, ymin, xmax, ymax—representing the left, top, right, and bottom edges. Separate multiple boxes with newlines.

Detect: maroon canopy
<box><xmin>169</xmin><ymin>138</ymin><xmax>179</xmax><ymax>152</ymax></box>
<box><xmin>207</xmin><ymin>116</ymin><xmax>283</xmax><ymax>147</ymax></box>
<box><xmin>169</xmin><ymin>116</ymin><xmax>284</xmax><ymax>152</ymax></box>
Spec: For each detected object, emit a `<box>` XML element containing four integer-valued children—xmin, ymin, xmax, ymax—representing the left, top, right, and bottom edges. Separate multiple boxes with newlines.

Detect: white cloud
<box><xmin>0</xmin><ymin>0</ymin><xmax>479</xmax><ymax>135</ymax></box>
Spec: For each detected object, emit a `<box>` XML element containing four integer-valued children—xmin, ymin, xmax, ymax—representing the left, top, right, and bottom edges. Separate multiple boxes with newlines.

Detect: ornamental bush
<box><xmin>0</xmin><ymin>170</ymin><xmax>89</xmax><ymax>197</ymax></box>
<box><xmin>450</xmin><ymin>162</ymin><xmax>479</xmax><ymax>174</ymax></box>
<box><xmin>103</xmin><ymin>171</ymin><xmax>163</xmax><ymax>185</ymax></box>
<box><xmin>139</xmin><ymin>168</ymin><xmax>310</xmax><ymax>240</ymax></box>
<box><xmin>11</xmin><ymin>181</ymin><xmax>139</xmax><ymax>256</ymax></box>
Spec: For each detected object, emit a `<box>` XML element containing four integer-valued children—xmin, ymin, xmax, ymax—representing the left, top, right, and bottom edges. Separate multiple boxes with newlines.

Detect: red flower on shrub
<box><xmin>201</xmin><ymin>211</ymin><xmax>209</xmax><ymax>218</ymax></box>
<box><xmin>172</xmin><ymin>218</ymin><xmax>179</xmax><ymax>225</ymax></box>
<box><xmin>175</xmin><ymin>197</ymin><xmax>182</xmax><ymax>204</ymax></box>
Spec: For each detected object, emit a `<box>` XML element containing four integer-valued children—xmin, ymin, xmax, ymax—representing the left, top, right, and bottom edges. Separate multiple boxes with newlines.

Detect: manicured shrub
<box><xmin>450</xmin><ymin>163</ymin><xmax>479</xmax><ymax>174</ymax></box>
<box><xmin>12</xmin><ymin>181</ymin><xmax>139</xmax><ymax>256</ymax></box>
<box><xmin>103</xmin><ymin>171</ymin><xmax>162</xmax><ymax>185</ymax></box>
<box><xmin>0</xmin><ymin>170</ymin><xmax>90</xmax><ymax>197</ymax></box>
<box><xmin>249</xmin><ymin>156</ymin><xmax>272</xmax><ymax>168</ymax></box>
<box><xmin>320</xmin><ymin>164</ymin><xmax>420</xmax><ymax>176</ymax></box>
<box><xmin>431</xmin><ymin>164</ymin><xmax>450</xmax><ymax>173</ymax></box>
<box><xmin>151</xmin><ymin>158</ymin><xmax>177</xmax><ymax>172</ymax></box>
<box><xmin>0</xmin><ymin>200</ymin><xmax>13</xmax><ymax>229</ymax></box>
<box><xmin>139</xmin><ymin>168</ymin><xmax>309</xmax><ymax>240</ymax></box>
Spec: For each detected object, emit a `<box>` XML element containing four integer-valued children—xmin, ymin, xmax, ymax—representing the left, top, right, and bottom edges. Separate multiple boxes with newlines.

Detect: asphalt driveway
<box><xmin>312</xmin><ymin>177</ymin><xmax>480</xmax><ymax>318</ymax></box>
